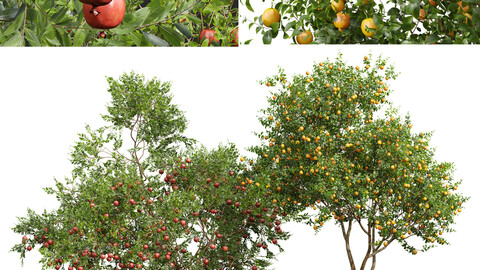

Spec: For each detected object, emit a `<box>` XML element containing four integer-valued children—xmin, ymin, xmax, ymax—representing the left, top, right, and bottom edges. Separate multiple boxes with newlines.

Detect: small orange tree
<box><xmin>11</xmin><ymin>73</ymin><xmax>288</xmax><ymax>270</ymax></box>
<box><xmin>249</xmin><ymin>54</ymin><xmax>468</xmax><ymax>269</ymax></box>
<box><xmin>243</xmin><ymin>0</ymin><xmax>480</xmax><ymax>44</ymax></box>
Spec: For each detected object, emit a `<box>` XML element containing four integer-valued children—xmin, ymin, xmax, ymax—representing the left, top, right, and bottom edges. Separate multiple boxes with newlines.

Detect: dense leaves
<box><xmin>249</xmin><ymin>54</ymin><xmax>468</xmax><ymax>269</ymax></box>
<box><xmin>243</xmin><ymin>0</ymin><xmax>480</xmax><ymax>44</ymax></box>
<box><xmin>0</xmin><ymin>0</ymin><xmax>238</xmax><ymax>46</ymax></box>
<box><xmin>11</xmin><ymin>73</ymin><xmax>289</xmax><ymax>270</ymax></box>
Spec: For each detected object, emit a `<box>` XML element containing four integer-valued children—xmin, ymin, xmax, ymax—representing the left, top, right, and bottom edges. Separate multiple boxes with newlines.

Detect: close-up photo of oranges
<box><xmin>241</xmin><ymin>0</ymin><xmax>479</xmax><ymax>44</ymax></box>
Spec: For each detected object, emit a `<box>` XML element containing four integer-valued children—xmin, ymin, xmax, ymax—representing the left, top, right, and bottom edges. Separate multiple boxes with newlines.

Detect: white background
<box><xmin>1</xmin><ymin>47</ymin><xmax>479</xmax><ymax>269</ymax></box>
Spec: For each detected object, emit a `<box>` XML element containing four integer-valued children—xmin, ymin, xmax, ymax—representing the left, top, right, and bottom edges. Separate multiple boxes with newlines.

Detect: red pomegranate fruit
<box><xmin>199</xmin><ymin>29</ymin><xmax>218</xmax><ymax>45</ymax></box>
<box><xmin>230</xmin><ymin>28</ymin><xmax>238</xmax><ymax>46</ymax></box>
<box><xmin>83</xmin><ymin>0</ymin><xmax>125</xmax><ymax>29</ymax></box>
<box><xmin>80</xmin><ymin>0</ymin><xmax>112</xmax><ymax>5</ymax></box>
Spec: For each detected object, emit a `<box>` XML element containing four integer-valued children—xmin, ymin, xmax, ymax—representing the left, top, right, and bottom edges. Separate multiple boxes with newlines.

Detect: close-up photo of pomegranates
<box><xmin>0</xmin><ymin>0</ymin><xmax>238</xmax><ymax>46</ymax></box>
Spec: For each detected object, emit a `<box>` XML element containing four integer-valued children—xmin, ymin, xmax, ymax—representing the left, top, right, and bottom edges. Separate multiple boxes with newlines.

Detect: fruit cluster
<box><xmin>250</xmin><ymin>0</ymin><xmax>479</xmax><ymax>44</ymax></box>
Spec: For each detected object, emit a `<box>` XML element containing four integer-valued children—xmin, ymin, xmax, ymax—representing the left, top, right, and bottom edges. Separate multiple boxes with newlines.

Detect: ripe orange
<box><xmin>419</xmin><ymin>9</ymin><xmax>425</xmax><ymax>20</ymax></box>
<box><xmin>262</xmin><ymin>8</ymin><xmax>280</xmax><ymax>27</ymax></box>
<box><xmin>331</xmin><ymin>0</ymin><xmax>345</xmax><ymax>12</ymax></box>
<box><xmin>429</xmin><ymin>0</ymin><xmax>437</xmax><ymax>6</ymax></box>
<box><xmin>334</xmin><ymin>13</ymin><xmax>350</xmax><ymax>31</ymax></box>
<box><xmin>361</xmin><ymin>18</ymin><xmax>378</xmax><ymax>37</ymax></box>
<box><xmin>296</xmin><ymin>30</ymin><xmax>314</xmax><ymax>44</ymax></box>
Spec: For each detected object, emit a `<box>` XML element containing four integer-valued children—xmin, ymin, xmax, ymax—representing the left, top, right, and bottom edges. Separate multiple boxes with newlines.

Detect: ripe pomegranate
<box><xmin>83</xmin><ymin>0</ymin><xmax>125</xmax><ymax>29</ymax></box>
<box><xmin>80</xmin><ymin>0</ymin><xmax>112</xmax><ymax>5</ymax></box>
<box><xmin>230</xmin><ymin>28</ymin><xmax>238</xmax><ymax>46</ymax></box>
<box><xmin>97</xmin><ymin>31</ymin><xmax>106</xmax><ymax>38</ymax></box>
<box><xmin>199</xmin><ymin>29</ymin><xmax>218</xmax><ymax>45</ymax></box>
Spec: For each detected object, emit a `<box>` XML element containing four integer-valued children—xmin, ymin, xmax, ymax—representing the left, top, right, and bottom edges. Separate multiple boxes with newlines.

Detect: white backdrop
<box><xmin>1</xmin><ymin>46</ymin><xmax>479</xmax><ymax>270</ymax></box>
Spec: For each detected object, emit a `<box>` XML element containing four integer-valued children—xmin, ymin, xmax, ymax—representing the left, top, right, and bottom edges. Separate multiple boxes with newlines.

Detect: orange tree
<box><xmin>0</xmin><ymin>0</ymin><xmax>238</xmax><ymax>46</ymax></box>
<box><xmin>248</xmin><ymin>54</ymin><xmax>468</xmax><ymax>269</ymax></box>
<box><xmin>11</xmin><ymin>73</ymin><xmax>289</xmax><ymax>269</ymax></box>
<box><xmin>242</xmin><ymin>0</ymin><xmax>480</xmax><ymax>44</ymax></box>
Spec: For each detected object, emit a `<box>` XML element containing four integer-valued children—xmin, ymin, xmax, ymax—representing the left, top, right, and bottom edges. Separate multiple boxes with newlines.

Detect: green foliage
<box><xmin>0</xmin><ymin>0</ymin><xmax>238</xmax><ymax>46</ymax></box>
<box><xmin>242</xmin><ymin>0</ymin><xmax>480</xmax><ymax>44</ymax></box>
<box><xmin>249</xmin><ymin>54</ymin><xmax>468</xmax><ymax>268</ymax></box>
<box><xmin>11</xmin><ymin>72</ymin><xmax>288</xmax><ymax>270</ymax></box>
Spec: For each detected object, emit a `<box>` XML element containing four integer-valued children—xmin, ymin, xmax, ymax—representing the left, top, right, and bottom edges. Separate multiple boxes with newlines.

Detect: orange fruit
<box><xmin>361</xmin><ymin>18</ymin><xmax>378</xmax><ymax>37</ymax></box>
<box><xmin>429</xmin><ymin>0</ymin><xmax>437</xmax><ymax>6</ymax></box>
<box><xmin>419</xmin><ymin>9</ymin><xmax>425</xmax><ymax>20</ymax></box>
<box><xmin>331</xmin><ymin>0</ymin><xmax>345</xmax><ymax>12</ymax></box>
<box><xmin>333</xmin><ymin>13</ymin><xmax>350</xmax><ymax>31</ymax></box>
<box><xmin>262</xmin><ymin>8</ymin><xmax>280</xmax><ymax>27</ymax></box>
<box><xmin>296</xmin><ymin>30</ymin><xmax>314</xmax><ymax>44</ymax></box>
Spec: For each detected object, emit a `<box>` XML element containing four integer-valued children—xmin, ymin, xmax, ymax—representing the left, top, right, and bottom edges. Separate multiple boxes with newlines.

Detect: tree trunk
<box><xmin>370</xmin><ymin>254</ymin><xmax>376</xmax><ymax>270</ymax></box>
<box><xmin>360</xmin><ymin>223</ymin><xmax>375</xmax><ymax>270</ymax></box>
<box><xmin>341</xmin><ymin>220</ymin><xmax>356</xmax><ymax>270</ymax></box>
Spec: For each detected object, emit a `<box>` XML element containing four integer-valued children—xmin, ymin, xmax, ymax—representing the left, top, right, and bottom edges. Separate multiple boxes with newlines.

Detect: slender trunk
<box><xmin>370</xmin><ymin>254</ymin><xmax>376</xmax><ymax>270</ymax></box>
<box><xmin>341</xmin><ymin>220</ymin><xmax>356</xmax><ymax>270</ymax></box>
<box><xmin>359</xmin><ymin>223</ymin><xmax>372</xmax><ymax>270</ymax></box>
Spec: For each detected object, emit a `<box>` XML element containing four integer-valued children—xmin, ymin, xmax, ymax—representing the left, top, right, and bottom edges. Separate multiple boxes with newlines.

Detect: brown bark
<box><xmin>359</xmin><ymin>223</ymin><xmax>372</xmax><ymax>270</ymax></box>
<box><xmin>341</xmin><ymin>220</ymin><xmax>356</xmax><ymax>270</ymax></box>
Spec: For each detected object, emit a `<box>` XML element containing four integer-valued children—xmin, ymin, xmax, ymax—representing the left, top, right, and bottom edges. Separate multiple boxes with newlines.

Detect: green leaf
<box><xmin>142</xmin><ymin>31</ymin><xmax>170</xmax><ymax>46</ymax></box>
<box><xmin>271</xmin><ymin>22</ymin><xmax>279</xmax><ymax>34</ymax></box>
<box><xmin>3</xmin><ymin>32</ymin><xmax>23</xmax><ymax>46</ymax></box>
<box><xmin>406</xmin><ymin>3</ymin><xmax>416</xmax><ymax>15</ymax></box>
<box><xmin>186</xmin><ymin>14</ymin><xmax>202</xmax><ymax>25</ymax></box>
<box><xmin>132</xmin><ymin>7</ymin><xmax>151</xmax><ymax>27</ymax></box>
<box><xmin>0</xmin><ymin>7</ymin><xmax>19</xmax><ymax>21</ymax></box>
<box><xmin>50</xmin><ymin>7</ymin><xmax>68</xmax><ymax>24</ymax></box>
<box><xmin>45</xmin><ymin>36</ymin><xmax>60</xmax><ymax>46</ymax></box>
<box><xmin>74</xmin><ymin>0</ymin><xmax>83</xmax><ymax>13</ymax></box>
<box><xmin>245</xmin><ymin>0</ymin><xmax>254</xmax><ymax>12</ymax></box>
<box><xmin>24</xmin><ymin>28</ymin><xmax>40</xmax><ymax>46</ymax></box>
<box><xmin>284</xmin><ymin>21</ymin><xmax>296</xmax><ymax>32</ymax></box>
<box><xmin>158</xmin><ymin>26</ymin><xmax>184</xmax><ymax>46</ymax></box>
<box><xmin>129</xmin><ymin>32</ymin><xmax>144</xmax><ymax>46</ymax></box>
<box><xmin>73</xmin><ymin>29</ymin><xmax>87</xmax><ymax>46</ymax></box>
<box><xmin>110</xmin><ymin>25</ymin><xmax>136</xmax><ymax>35</ymax></box>
<box><xmin>174</xmin><ymin>23</ymin><xmax>193</xmax><ymax>39</ymax></box>
<box><xmin>144</xmin><ymin>3</ymin><xmax>171</xmax><ymax>25</ymax></box>
<box><xmin>388</xmin><ymin>23</ymin><xmax>401</xmax><ymax>32</ymax></box>
<box><xmin>299</xmin><ymin>15</ymin><xmax>309</xmax><ymax>22</ymax></box>
<box><xmin>4</xmin><ymin>9</ymin><xmax>24</xmax><ymax>36</ymax></box>
<box><xmin>373</xmin><ymin>15</ymin><xmax>383</xmax><ymax>28</ymax></box>
<box><xmin>387</xmin><ymin>7</ymin><xmax>400</xmax><ymax>17</ymax></box>
<box><xmin>263</xmin><ymin>30</ymin><xmax>272</xmax><ymax>44</ymax></box>
<box><xmin>54</xmin><ymin>28</ymin><xmax>71</xmax><ymax>46</ymax></box>
<box><xmin>177</xmin><ymin>0</ymin><xmax>198</xmax><ymax>14</ymax></box>
<box><xmin>425</xmin><ymin>34</ymin><xmax>440</xmax><ymax>44</ymax></box>
<box><xmin>200</xmin><ymin>38</ymin><xmax>210</xmax><ymax>46</ymax></box>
